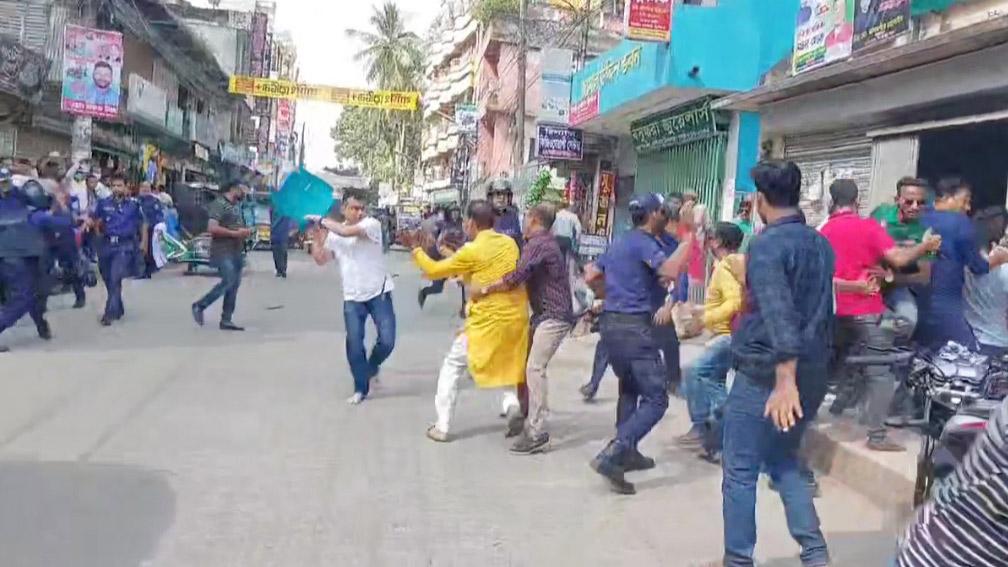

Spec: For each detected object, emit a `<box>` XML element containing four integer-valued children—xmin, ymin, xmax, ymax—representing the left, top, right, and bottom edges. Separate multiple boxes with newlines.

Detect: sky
<box><xmin>273</xmin><ymin>0</ymin><xmax>442</xmax><ymax>170</ymax></box>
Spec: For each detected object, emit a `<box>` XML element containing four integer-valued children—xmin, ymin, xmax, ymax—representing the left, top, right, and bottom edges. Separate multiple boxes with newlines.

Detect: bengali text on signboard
<box><xmin>630</xmin><ymin>98</ymin><xmax>717</xmax><ymax>154</ymax></box>
<box><xmin>793</xmin><ymin>0</ymin><xmax>854</xmax><ymax>74</ymax></box>
<box><xmin>60</xmin><ymin>24</ymin><xmax>123</xmax><ymax>120</ymax></box>
<box><xmin>536</xmin><ymin>124</ymin><xmax>584</xmax><ymax>161</ymax></box>
<box><xmin>625</xmin><ymin>0</ymin><xmax>673</xmax><ymax>42</ymax></box>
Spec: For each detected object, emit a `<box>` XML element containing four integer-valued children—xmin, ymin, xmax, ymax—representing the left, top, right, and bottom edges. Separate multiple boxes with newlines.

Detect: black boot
<box><xmin>36</xmin><ymin>320</ymin><xmax>52</xmax><ymax>341</ymax></box>
<box><xmin>590</xmin><ymin>440</ymin><xmax>635</xmax><ymax>494</ymax></box>
<box><xmin>623</xmin><ymin>447</ymin><xmax>656</xmax><ymax>472</ymax></box>
<box><xmin>72</xmin><ymin>295</ymin><xmax>85</xmax><ymax>309</ymax></box>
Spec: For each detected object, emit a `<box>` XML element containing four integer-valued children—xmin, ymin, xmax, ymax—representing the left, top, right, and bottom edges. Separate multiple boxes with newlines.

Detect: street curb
<box><xmin>802</xmin><ymin>422</ymin><xmax>917</xmax><ymax>526</ymax></box>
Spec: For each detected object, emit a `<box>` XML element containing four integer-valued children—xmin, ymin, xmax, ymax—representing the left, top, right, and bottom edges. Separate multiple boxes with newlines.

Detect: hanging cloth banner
<box><xmin>228</xmin><ymin>76</ymin><xmax>420</xmax><ymax>110</ymax></box>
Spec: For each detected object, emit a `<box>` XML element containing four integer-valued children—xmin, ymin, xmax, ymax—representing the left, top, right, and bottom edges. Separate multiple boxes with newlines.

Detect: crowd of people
<box><xmin>4</xmin><ymin>149</ymin><xmax>1006</xmax><ymax>564</ymax></box>
<box><xmin>0</xmin><ymin>154</ymin><xmax>181</xmax><ymax>351</ymax></box>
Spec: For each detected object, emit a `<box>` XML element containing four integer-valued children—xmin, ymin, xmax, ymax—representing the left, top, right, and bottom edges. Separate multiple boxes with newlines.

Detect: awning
<box><xmin>714</xmin><ymin>14</ymin><xmax>1008</xmax><ymax>111</ymax></box>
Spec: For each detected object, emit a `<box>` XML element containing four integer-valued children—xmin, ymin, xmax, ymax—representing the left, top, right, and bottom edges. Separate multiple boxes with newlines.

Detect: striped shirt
<box><xmin>897</xmin><ymin>397</ymin><xmax>1008</xmax><ymax>567</ymax></box>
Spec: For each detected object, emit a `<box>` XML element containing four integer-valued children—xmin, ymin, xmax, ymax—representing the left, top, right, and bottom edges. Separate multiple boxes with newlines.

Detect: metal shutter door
<box><xmin>0</xmin><ymin>1</ymin><xmax>50</xmax><ymax>52</ymax></box>
<box><xmin>784</xmin><ymin>130</ymin><xmax>872</xmax><ymax>227</ymax></box>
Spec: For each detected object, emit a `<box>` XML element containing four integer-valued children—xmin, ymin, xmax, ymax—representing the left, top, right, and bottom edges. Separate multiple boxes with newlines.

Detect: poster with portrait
<box><xmin>853</xmin><ymin>0</ymin><xmax>910</xmax><ymax>52</ymax></box>
<box><xmin>793</xmin><ymin>0</ymin><xmax>854</xmax><ymax>74</ymax></box>
<box><xmin>61</xmin><ymin>24</ymin><xmax>123</xmax><ymax>120</ymax></box>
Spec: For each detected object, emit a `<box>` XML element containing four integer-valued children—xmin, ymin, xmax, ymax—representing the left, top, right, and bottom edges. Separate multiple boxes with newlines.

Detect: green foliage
<box><xmin>336</xmin><ymin>1</ymin><xmax>424</xmax><ymax>191</ymax></box>
<box><xmin>474</xmin><ymin>0</ymin><xmax>520</xmax><ymax>24</ymax></box>
<box><xmin>524</xmin><ymin>169</ymin><xmax>553</xmax><ymax>208</ymax></box>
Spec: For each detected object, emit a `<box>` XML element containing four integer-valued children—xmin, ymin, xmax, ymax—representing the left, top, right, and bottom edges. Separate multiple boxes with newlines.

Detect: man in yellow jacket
<box><xmin>408</xmin><ymin>199</ymin><xmax>530</xmax><ymax>442</ymax></box>
<box><xmin>676</xmin><ymin>222</ymin><xmax>746</xmax><ymax>453</ymax></box>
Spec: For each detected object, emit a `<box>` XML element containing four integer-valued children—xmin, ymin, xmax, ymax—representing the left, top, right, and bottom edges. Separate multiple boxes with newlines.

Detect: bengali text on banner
<box><xmin>228</xmin><ymin>76</ymin><xmax>420</xmax><ymax>111</ymax></box>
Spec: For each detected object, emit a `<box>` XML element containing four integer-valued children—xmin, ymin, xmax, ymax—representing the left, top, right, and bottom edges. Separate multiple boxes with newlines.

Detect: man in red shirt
<box><xmin>820</xmin><ymin>180</ymin><xmax>941</xmax><ymax>451</ymax></box>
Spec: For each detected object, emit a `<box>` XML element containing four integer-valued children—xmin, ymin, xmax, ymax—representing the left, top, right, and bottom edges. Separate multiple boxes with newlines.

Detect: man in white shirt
<box><xmin>307</xmin><ymin>189</ymin><xmax>397</xmax><ymax>405</ymax></box>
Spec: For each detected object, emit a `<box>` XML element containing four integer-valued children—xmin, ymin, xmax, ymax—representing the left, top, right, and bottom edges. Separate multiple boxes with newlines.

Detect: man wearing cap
<box><xmin>0</xmin><ymin>170</ymin><xmax>70</xmax><ymax>352</ymax></box>
<box><xmin>584</xmin><ymin>192</ymin><xmax>693</xmax><ymax>494</ymax></box>
<box><xmin>820</xmin><ymin>178</ymin><xmax>941</xmax><ymax>452</ymax></box>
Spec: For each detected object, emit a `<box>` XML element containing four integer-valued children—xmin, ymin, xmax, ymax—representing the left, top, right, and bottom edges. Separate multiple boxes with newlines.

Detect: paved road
<box><xmin>0</xmin><ymin>252</ymin><xmax>898</xmax><ymax>566</ymax></box>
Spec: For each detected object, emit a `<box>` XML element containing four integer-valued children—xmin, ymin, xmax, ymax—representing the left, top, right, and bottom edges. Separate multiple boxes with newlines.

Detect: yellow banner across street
<box><xmin>228</xmin><ymin>76</ymin><xmax>420</xmax><ymax>111</ymax></box>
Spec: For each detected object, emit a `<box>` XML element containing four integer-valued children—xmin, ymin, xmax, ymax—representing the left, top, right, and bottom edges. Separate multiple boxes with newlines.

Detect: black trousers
<box><xmin>272</xmin><ymin>240</ymin><xmax>288</xmax><ymax>275</ymax></box>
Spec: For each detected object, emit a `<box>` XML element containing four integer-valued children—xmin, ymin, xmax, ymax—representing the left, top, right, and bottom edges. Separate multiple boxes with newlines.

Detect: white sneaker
<box><xmin>346</xmin><ymin>393</ymin><xmax>365</xmax><ymax>405</ymax></box>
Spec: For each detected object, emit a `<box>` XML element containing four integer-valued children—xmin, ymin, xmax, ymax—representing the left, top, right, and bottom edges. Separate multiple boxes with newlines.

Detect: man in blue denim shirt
<box><xmin>723</xmin><ymin>160</ymin><xmax>834</xmax><ymax>567</ymax></box>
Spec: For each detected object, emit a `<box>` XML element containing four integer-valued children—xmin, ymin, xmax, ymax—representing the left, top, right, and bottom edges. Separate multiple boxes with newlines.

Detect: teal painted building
<box><xmin>569</xmin><ymin>0</ymin><xmax>799</xmax><ymax>228</ymax></box>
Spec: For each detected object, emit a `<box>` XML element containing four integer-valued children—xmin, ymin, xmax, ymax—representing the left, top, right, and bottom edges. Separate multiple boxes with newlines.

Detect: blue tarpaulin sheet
<box><xmin>271</xmin><ymin>168</ymin><xmax>337</xmax><ymax>228</ymax></box>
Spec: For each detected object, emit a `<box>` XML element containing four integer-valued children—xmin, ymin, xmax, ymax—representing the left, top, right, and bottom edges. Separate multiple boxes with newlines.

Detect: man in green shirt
<box><xmin>871</xmin><ymin>177</ymin><xmax>932</xmax><ymax>427</ymax></box>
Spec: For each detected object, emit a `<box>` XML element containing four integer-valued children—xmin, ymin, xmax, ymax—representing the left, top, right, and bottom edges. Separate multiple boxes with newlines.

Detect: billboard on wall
<box><xmin>625</xmin><ymin>0</ymin><xmax>673</xmax><ymax>43</ymax></box>
<box><xmin>60</xmin><ymin>25</ymin><xmax>123</xmax><ymax>120</ymax></box>
<box><xmin>853</xmin><ymin>0</ymin><xmax>910</xmax><ymax>52</ymax></box>
<box><xmin>793</xmin><ymin>0</ymin><xmax>854</xmax><ymax>74</ymax></box>
<box><xmin>228</xmin><ymin>76</ymin><xmax>421</xmax><ymax>110</ymax></box>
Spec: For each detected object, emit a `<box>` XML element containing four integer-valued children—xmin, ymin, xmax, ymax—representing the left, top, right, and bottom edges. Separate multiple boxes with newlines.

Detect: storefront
<box><xmin>632</xmin><ymin>97</ymin><xmax>730</xmax><ymax>221</ymax></box>
<box><xmin>717</xmin><ymin>1</ymin><xmax>1008</xmax><ymax>223</ymax></box>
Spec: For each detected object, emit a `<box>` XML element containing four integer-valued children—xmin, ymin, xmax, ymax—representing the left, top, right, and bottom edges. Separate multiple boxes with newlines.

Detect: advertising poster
<box><xmin>625</xmin><ymin>0</ymin><xmax>673</xmax><ymax>43</ymax></box>
<box><xmin>536</xmin><ymin>125</ymin><xmax>583</xmax><ymax>161</ymax></box>
<box><xmin>454</xmin><ymin>103</ymin><xmax>478</xmax><ymax>136</ymax></box>
<box><xmin>793</xmin><ymin>0</ymin><xmax>854</xmax><ymax>74</ymax></box>
<box><xmin>250</xmin><ymin>12</ymin><xmax>268</xmax><ymax>77</ymax></box>
<box><xmin>853</xmin><ymin>0</ymin><xmax>910</xmax><ymax>52</ymax></box>
<box><xmin>60</xmin><ymin>24</ymin><xmax>123</xmax><ymax>120</ymax></box>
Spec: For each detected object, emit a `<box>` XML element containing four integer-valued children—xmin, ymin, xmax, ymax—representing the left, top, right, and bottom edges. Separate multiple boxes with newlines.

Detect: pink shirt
<box><xmin>820</xmin><ymin>210</ymin><xmax>894</xmax><ymax>317</ymax></box>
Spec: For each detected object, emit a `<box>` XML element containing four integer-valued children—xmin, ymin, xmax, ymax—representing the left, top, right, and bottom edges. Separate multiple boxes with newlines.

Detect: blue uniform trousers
<box><xmin>98</xmin><ymin>243</ymin><xmax>134</xmax><ymax>320</ymax></box>
<box><xmin>0</xmin><ymin>257</ymin><xmax>45</xmax><ymax>333</ymax></box>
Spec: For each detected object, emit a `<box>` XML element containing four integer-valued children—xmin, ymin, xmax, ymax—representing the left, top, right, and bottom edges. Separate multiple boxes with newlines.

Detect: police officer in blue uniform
<box><xmin>45</xmin><ymin>191</ymin><xmax>87</xmax><ymax>308</ymax></box>
<box><xmin>90</xmin><ymin>174</ymin><xmax>147</xmax><ymax>326</ymax></box>
<box><xmin>0</xmin><ymin>169</ymin><xmax>71</xmax><ymax>352</ymax></box>
<box><xmin>584</xmin><ymin>193</ymin><xmax>694</xmax><ymax>494</ymax></box>
<box><xmin>488</xmin><ymin>180</ymin><xmax>523</xmax><ymax>248</ymax></box>
<box><xmin>136</xmin><ymin>181</ymin><xmax>164</xmax><ymax>278</ymax></box>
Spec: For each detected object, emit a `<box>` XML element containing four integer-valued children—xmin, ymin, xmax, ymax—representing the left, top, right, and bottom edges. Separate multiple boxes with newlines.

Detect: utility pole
<box><xmin>515</xmin><ymin>0</ymin><xmax>528</xmax><ymax>167</ymax></box>
<box><xmin>71</xmin><ymin>0</ymin><xmax>96</xmax><ymax>164</ymax></box>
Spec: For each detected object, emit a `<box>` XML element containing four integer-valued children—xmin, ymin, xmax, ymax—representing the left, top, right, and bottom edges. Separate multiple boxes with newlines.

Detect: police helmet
<box><xmin>21</xmin><ymin>179</ymin><xmax>52</xmax><ymax>210</ymax></box>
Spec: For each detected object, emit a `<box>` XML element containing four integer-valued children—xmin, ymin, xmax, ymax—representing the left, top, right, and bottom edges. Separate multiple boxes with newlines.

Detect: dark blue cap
<box><xmin>628</xmin><ymin>192</ymin><xmax>665</xmax><ymax>214</ymax></box>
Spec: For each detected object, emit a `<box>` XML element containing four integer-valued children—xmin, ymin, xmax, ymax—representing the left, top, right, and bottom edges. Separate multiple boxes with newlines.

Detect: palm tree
<box><xmin>346</xmin><ymin>2</ymin><xmax>424</xmax><ymax>91</ymax></box>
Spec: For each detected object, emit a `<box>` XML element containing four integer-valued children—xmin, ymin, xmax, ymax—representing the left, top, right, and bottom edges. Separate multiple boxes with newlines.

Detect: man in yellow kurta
<box><xmin>409</xmin><ymin>200</ymin><xmax>529</xmax><ymax>442</ymax></box>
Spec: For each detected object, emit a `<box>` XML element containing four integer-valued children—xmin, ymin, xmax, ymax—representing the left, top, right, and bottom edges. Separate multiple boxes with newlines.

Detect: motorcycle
<box><xmin>904</xmin><ymin>343</ymin><xmax>1007</xmax><ymax>506</ymax></box>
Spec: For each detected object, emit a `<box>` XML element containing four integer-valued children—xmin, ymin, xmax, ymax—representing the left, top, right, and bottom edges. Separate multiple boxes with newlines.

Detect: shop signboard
<box><xmin>256</xmin><ymin>115</ymin><xmax>271</xmax><ymax>156</ymax></box>
<box><xmin>595</xmin><ymin>171</ymin><xmax>616</xmax><ymax>235</ymax></box>
<box><xmin>569</xmin><ymin>91</ymin><xmax>600</xmax><ymax>126</ymax></box>
<box><xmin>625</xmin><ymin>0</ymin><xmax>673</xmax><ymax>43</ymax></box>
<box><xmin>853</xmin><ymin>0</ymin><xmax>910</xmax><ymax>52</ymax></box>
<box><xmin>60</xmin><ymin>24</ymin><xmax>123</xmax><ymax>120</ymax></box>
<box><xmin>455</xmin><ymin>103</ymin><xmax>478</xmax><ymax>136</ymax></box>
<box><xmin>793</xmin><ymin>0</ymin><xmax>854</xmax><ymax>74</ymax></box>
<box><xmin>536</xmin><ymin>124</ymin><xmax>583</xmax><ymax>161</ymax></box>
<box><xmin>125</xmin><ymin>73</ymin><xmax>167</xmax><ymax>128</ymax></box>
<box><xmin>578</xmin><ymin>233</ymin><xmax>609</xmax><ymax>257</ymax></box>
<box><xmin>193</xmin><ymin>143</ymin><xmax>210</xmax><ymax>161</ymax></box>
<box><xmin>220</xmin><ymin>142</ymin><xmax>252</xmax><ymax>167</ymax></box>
<box><xmin>228</xmin><ymin>76</ymin><xmax>420</xmax><ymax>111</ymax></box>
<box><xmin>630</xmin><ymin>98</ymin><xmax>717</xmax><ymax>154</ymax></box>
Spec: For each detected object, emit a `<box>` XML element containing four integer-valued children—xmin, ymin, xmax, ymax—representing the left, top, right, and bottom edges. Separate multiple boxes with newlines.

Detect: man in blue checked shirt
<box><xmin>722</xmin><ymin>160</ymin><xmax>834</xmax><ymax>567</ymax></box>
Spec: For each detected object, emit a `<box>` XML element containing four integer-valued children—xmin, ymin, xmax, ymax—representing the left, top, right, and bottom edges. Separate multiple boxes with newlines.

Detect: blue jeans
<box><xmin>684</xmin><ymin>334</ymin><xmax>732</xmax><ymax>426</ymax></box>
<box><xmin>344</xmin><ymin>291</ymin><xmax>397</xmax><ymax>397</ymax></box>
<box><xmin>600</xmin><ymin>312</ymin><xmax>669</xmax><ymax>448</ymax></box>
<box><xmin>722</xmin><ymin>371</ymin><xmax>829</xmax><ymax>567</ymax></box>
<box><xmin>0</xmin><ymin>257</ymin><xmax>45</xmax><ymax>333</ymax></box>
<box><xmin>196</xmin><ymin>254</ymin><xmax>243</xmax><ymax>322</ymax></box>
<box><xmin>98</xmin><ymin>244</ymin><xmax>134</xmax><ymax>320</ymax></box>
